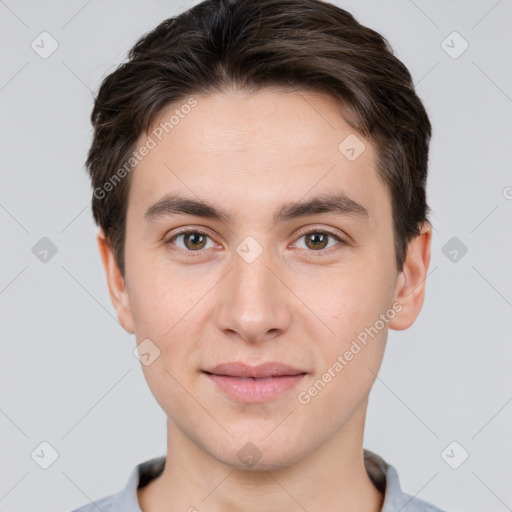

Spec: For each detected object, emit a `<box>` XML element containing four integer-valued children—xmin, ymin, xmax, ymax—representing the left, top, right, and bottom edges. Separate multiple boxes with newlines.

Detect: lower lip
<box><xmin>204</xmin><ymin>372</ymin><xmax>306</xmax><ymax>403</ymax></box>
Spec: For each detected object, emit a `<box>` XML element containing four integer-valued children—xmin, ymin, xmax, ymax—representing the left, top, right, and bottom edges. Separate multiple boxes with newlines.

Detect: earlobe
<box><xmin>96</xmin><ymin>228</ymin><xmax>136</xmax><ymax>334</ymax></box>
<box><xmin>389</xmin><ymin>222</ymin><xmax>432</xmax><ymax>331</ymax></box>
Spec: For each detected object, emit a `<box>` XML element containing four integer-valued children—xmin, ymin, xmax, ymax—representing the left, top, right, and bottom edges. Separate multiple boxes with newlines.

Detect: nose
<box><xmin>212</xmin><ymin>242</ymin><xmax>292</xmax><ymax>344</ymax></box>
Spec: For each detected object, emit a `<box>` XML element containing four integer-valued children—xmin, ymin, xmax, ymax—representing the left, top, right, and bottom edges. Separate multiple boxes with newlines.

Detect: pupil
<box><xmin>308</xmin><ymin>233</ymin><xmax>327</xmax><ymax>250</ymax></box>
<box><xmin>186</xmin><ymin>233</ymin><xmax>205</xmax><ymax>250</ymax></box>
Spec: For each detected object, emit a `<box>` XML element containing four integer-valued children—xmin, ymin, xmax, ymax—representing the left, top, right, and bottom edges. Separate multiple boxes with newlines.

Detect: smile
<box><xmin>203</xmin><ymin>372</ymin><xmax>307</xmax><ymax>403</ymax></box>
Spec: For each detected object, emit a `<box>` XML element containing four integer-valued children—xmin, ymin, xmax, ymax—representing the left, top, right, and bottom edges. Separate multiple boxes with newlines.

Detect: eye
<box><xmin>164</xmin><ymin>227</ymin><xmax>347</xmax><ymax>257</ymax></box>
<box><xmin>165</xmin><ymin>229</ymin><xmax>217</xmax><ymax>252</ymax></box>
<box><xmin>292</xmin><ymin>229</ymin><xmax>346</xmax><ymax>253</ymax></box>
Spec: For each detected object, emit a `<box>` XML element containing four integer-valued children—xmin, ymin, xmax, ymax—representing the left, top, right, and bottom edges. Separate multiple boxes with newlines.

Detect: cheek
<box><xmin>126</xmin><ymin>252</ymin><xmax>184</xmax><ymax>334</ymax></box>
<box><xmin>299</xmin><ymin>313</ymin><xmax>388</xmax><ymax>430</ymax></box>
<box><xmin>304</xmin><ymin>267</ymin><xmax>390</xmax><ymax>333</ymax></box>
<box><xmin>139</xmin><ymin>358</ymin><xmax>185</xmax><ymax>420</ymax></box>
<box><xmin>306</xmin><ymin>267</ymin><xmax>393</xmax><ymax>379</ymax></box>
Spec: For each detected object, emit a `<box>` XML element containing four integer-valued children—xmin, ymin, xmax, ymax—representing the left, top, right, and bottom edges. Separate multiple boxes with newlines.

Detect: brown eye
<box><xmin>294</xmin><ymin>230</ymin><xmax>345</xmax><ymax>253</ymax></box>
<box><xmin>304</xmin><ymin>232</ymin><xmax>329</xmax><ymax>250</ymax></box>
<box><xmin>166</xmin><ymin>230</ymin><xmax>215</xmax><ymax>252</ymax></box>
<box><xmin>182</xmin><ymin>232</ymin><xmax>207</xmax><ymax>250</ymax></box>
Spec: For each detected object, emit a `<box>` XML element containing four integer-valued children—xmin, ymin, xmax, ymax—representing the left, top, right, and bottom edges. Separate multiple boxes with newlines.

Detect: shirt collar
<box><xmin>109</xmin><ymin>449</ymin><xmax>435</xmax><ymax>512</ymax></box>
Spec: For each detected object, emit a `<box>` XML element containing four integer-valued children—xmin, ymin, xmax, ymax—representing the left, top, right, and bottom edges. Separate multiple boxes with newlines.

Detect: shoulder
<box><xmin>69</xmin><ymin>493</ymin><xmax>117</xmax><ymax>512</ymax></box>
<box><xmin>384</xmin><ymin>463</ymin><xmax>447</xmax><ymax>511</ymax></box>
<box><xmin>68</xmin><ymin>455</ymin><xmax>166</xmax><ymax>512</ymax></box>
<box><xmin>67</xmin><ymin>472</ymin><xmax>133</xmax><ymax>512</ymax></box>
<box><xmin>363</xmin><ymin>449</ymin><xmax>448</xmax><ymax>512</ymax></box>
<box><xmin>397</xmin><ymin>492</ymin><xmax>448</xmax><ymax>512</ymax></box>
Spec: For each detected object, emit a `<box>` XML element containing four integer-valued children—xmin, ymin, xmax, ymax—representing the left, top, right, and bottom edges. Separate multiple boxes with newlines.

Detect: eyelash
<box><xmin>164</xmin><ymin>227</ymin><xmax>347</xmax><ymax>258</ymax></box>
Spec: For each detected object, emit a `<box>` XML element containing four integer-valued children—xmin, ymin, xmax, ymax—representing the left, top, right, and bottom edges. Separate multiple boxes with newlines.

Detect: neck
<box><xmin>138</xmin><ymin>403</ymin><xmax>384</xmax><ymax>512</ymax></box>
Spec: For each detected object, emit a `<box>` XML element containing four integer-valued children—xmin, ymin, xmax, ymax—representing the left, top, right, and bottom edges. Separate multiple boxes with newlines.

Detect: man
<box><xmin>72</xmin><ymin>0</ymin><xmax>445</xmax><ymax>510</ymax></box>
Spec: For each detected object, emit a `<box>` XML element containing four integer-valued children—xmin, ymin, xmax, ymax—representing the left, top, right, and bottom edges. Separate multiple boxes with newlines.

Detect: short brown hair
<box><xmin>86</xmin><ymin>0</ymin><xmax>432</xmax><ymax>277</ymax></box>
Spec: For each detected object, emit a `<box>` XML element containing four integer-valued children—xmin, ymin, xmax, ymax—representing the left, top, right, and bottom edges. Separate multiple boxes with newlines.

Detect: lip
<box><xmin>204</xmin><ymin>361</ymin><xmax>306</xmax><ymax>378</ymax></box>
<box><xmin>202</xmin><ymin>362</ymin><xmax>307</xmax><ymax>403</ymax></box>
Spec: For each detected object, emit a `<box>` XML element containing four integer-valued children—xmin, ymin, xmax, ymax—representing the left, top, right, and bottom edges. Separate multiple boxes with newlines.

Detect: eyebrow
<box><xmin>143</xmin><ymin>192</ymin><xmax>369</xmax><ymax>226</ymax></box>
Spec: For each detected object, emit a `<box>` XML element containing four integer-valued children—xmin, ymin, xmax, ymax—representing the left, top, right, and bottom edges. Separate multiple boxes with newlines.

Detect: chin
<box><xmin>208</xmin><ymin>436</ymin><xmax>306</xmax><ymax>472</ymax></box>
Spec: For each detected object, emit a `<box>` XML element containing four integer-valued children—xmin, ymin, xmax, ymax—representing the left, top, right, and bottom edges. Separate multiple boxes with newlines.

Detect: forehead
<box><xmin>146</xmin><ymin>88</ymin><xmax>367</xmax><ymax>159</ymax></box>
<box><xmin>128</xmin><ymin>88</ymin><xmax>389</xmax><ymax>224</ymax></box>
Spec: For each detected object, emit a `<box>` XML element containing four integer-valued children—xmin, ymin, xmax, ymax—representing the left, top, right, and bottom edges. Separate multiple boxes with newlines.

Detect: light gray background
<box><xmin>1</xmin><ymin>1</ymin><xmax>511</xmax><ymax>511</ymax></box>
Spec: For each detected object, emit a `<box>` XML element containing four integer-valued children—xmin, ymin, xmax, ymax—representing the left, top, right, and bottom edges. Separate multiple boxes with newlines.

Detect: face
<box><xmin>99</xmin><ymin>88</ymin><xmax>431</xmax><ymax>471</ymax></box>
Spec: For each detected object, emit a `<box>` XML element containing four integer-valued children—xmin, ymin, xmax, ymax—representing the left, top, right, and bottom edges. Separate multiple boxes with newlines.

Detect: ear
<box><xmin>389</xmin><ymin>221</ymin><xmax>432</xmax><ymax>331</ymax></box>
<box><xmin>96</xmin><ymin>228</ymin><xmax>136</xmax><ymax>334</ymax></box>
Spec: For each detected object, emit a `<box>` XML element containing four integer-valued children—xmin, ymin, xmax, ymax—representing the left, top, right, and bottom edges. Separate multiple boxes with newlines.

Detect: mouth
<box><xmin>203</xmin><ymin>361</ymin><xmax>307</xmax><ymax>378</ymax></box>
<box><xmin>202</xmin><ymin>362</ymin><xmax>308</xmax><ymax>403</ymax></box>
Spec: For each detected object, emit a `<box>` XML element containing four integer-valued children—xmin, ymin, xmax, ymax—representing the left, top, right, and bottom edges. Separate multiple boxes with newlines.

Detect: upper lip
<box><xmin>203</xmin><ymin>362</ymin><xmax>307</xmax><ymax>378</ymax></box>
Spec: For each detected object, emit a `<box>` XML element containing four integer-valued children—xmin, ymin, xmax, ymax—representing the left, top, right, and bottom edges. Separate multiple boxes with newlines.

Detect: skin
<box><xmin>97</xmin><ymin>88</ymin><xmax>432</xmax><ymax>512</ymax></box>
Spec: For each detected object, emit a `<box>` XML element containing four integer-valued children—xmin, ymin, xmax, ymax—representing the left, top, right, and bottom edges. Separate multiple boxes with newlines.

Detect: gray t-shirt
<box><xmin>70</xmin><ymin>449</ymin><xmax>447</xmax><ymax>511</ymax></box>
